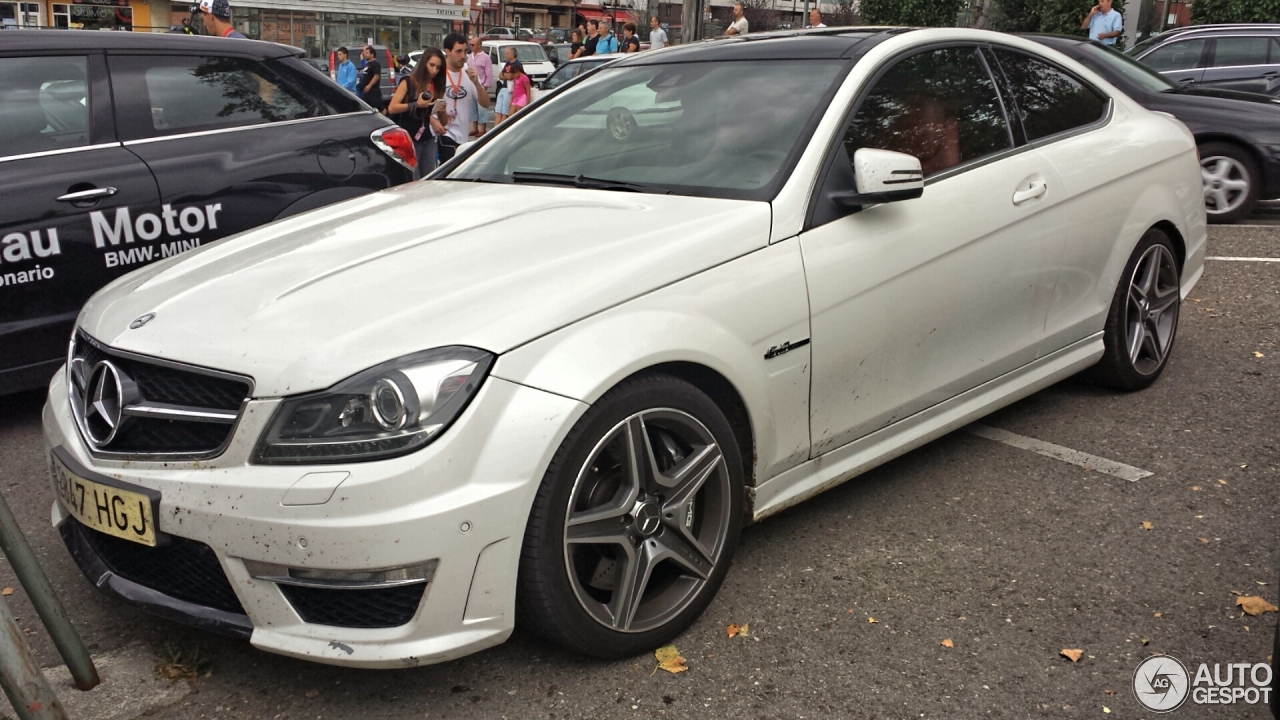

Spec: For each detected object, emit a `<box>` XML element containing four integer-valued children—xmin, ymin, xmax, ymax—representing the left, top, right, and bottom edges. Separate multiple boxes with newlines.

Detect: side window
<box><xmin>0</xmin><ymin>55</ymin><xmax>89</xmax><ymax>158</ymax></box>
<box><xmin>1211</xmin><ymin>37</ymin><xmax>1271</xmax><ymax>68</ymax></box>
<box><xmin>110</xmin><ymin>55</ymin><xmax>314</xmax><ymax>140</ymax></box>
<box><xmin>1142</xmin><ymin>39</ymin><xmax>1206</xmax><ymax>71</ymax></box>
<box><xmin>991</xmin><ymin>49</ymin><xmax>1108</xmax><ymax>142</ymax></box>
<box><xmin>844</xmin><ymin>46</ymin><xmax>1011</xmax><ymax>177</ymax></box>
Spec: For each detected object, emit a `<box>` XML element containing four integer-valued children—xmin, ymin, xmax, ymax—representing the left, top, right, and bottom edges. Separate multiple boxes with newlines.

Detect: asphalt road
<box><xmin>0</xmin><ymin>223</ymin><xmax>1276</xmax><ymax>720</ymax></box>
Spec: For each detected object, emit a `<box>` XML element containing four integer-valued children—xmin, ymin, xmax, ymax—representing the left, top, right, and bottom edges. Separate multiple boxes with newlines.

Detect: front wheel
<box><xmin>1090</xmin><ymin>229</ymin><xmax>1182</xmax><ymax>391</ymax></box>
<box><xmin>517</xmin><ymin>374</ymin><xmax>744</xmax><ymax>658</ymax></box>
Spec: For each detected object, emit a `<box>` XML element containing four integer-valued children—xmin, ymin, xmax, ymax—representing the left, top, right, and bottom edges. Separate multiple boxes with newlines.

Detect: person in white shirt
<box><xmin>807</xmin><ymin>8</ymin><xmax>826</xmax><ymax>28</ymax></box>
<box><xmin>439</xmin><ymin>33</ymin><xmax>490</xmax><ymax>162</ymax></box>
<box><xmin>649</xmin><ymin>16</ymin><xmax>668</xmax><ymax>49</ymax></box>
<box><xmin>725</xmin><ymin>2</ymin><xmax>748</xmax><ymax>35</ymax></box>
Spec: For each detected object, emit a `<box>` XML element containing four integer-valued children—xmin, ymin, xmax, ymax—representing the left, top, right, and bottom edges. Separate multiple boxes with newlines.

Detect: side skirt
<box><xmin>750</xmin><ymin>332</ymin><xmax>1104</xmax><ymax>521</ymax></box>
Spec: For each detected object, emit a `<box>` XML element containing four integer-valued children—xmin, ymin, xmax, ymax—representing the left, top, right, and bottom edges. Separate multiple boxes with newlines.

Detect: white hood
<box><xmin>79</xmin><ymin>181</ymin><xmax>770</xmax><ymax>396</ymax></box>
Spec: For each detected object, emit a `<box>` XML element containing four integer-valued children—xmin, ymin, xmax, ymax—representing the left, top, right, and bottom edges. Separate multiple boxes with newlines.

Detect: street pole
<box><xmin>680</xmin><ymin>0</ymin><xmax>702</xmax><ymax>41</ymax></box>
<box><xmin>801</xmin><ymin>0</ymin><xmax>808</xmax><ymax>28</ymax></box>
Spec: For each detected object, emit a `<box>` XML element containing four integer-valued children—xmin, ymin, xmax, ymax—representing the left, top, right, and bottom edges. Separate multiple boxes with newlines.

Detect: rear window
<box><xmin>110</xmin><ymin>55</ymin><xmax>360</xmax><ymax>141</ymax></box>
<box><xmin>991</xmin><ymin>48</ymin><xmax>1109</xmax><ymax>142</ymax></box>
<box><xmin>0</xmin><ymin>56</ymin><xmax>90</xmax><ymax>158</ymax></box>
<box><xmin>1211</xmin><ymin>36</ymin><xmax>1272</xmax><ymax>68</ymax></box>
<box><xmin>1143</xmin><ymin>38</ymin><xmax>1206</xmax><ymax>71</ymax></box>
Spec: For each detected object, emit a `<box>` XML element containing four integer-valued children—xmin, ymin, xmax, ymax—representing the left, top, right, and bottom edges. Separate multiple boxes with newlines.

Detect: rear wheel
<box><xmin>517</xmin><ymin>374</ymin><xmax>743</xmax><ymax>658</ymax></box>
<box><xmin>1091</xmin><ymin>229</ymin><xmax>1181</xmax><ymax>391</ymax></box>
<box><xmin>1200</xmin><ymin>141</ymin><xmax>1259</xmax><ymax>224</ymax></box>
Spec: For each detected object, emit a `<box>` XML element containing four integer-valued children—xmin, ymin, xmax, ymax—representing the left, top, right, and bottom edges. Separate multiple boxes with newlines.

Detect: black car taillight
<box><xmin>371</xmin><ymin>126</ymin><xmax>417</xmax><ymax>170</ymax></box>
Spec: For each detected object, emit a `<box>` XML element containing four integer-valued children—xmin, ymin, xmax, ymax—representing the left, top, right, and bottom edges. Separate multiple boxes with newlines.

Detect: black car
<box><xmin>1031</xmin><ymin>35</ymin><xmax>1280</xmax><ymax>224</ymax></box>
<box><xmin>0</xmin><ymin>31</ymin><xmax>416</xmax><ymax>395</ymax></box>
<box><xmin>1128</xmin><ymin>24</ymin><xmax>1280</xmax><ymax>96</ymax></box>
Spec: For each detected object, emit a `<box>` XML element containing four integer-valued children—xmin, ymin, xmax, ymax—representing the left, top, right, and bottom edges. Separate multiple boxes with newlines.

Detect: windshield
<box><xmin>447</xmin><ymin>60</ymin><xmax>846</xmax><ymax>199</ymax></box>
<box><xmin>1081</xmin><ymin>42</ymin><xmax>1176</xmax><ymax>93</ymax></box>
<box><xmin>504</xmin><ymin>44</ymin><xmax>548</xmax><ymax>63</ymax></box>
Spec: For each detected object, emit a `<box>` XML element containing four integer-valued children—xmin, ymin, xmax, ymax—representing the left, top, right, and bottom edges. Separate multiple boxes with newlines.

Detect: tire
<box><xmin>1090</xmin><ymin>228</ymin><xmax>1181</xmax><ymax>391</ymax></box>
<box><xmin>1200</xmin><ymin>141</ymin><xmax>1259</xmax><ymax>224</ymax></box>
<box><xmin>516</xmin><ymin>373</ymin><xmax>744</xmax><ymax>659</ymax></box>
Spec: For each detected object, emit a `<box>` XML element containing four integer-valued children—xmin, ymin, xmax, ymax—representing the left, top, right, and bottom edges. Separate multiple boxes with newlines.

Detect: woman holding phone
<box><xmin>388</xmin><ymin>48</ymin><xmax>448</xmax><ymax>175</ymax></box>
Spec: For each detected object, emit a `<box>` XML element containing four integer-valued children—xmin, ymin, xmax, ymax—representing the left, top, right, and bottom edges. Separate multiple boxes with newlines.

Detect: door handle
<box><xmin>56</xmin><ymin>187</ymin><xmax>117</xmax><ymax>202</ymax></box>
<box><xmin>1012</xmin><ymin>181</ymin><xmax>1047</xmax><ymax>205</ymax></box>
<box><xmin>1178</xmin><ymin>77</ymin><xmax>1197</xmax><ymax>85</ymax></box>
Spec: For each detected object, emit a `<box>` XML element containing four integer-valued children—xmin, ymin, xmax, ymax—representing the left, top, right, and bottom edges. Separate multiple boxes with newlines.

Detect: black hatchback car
<box><xmin>1031</xmin><ymin>35</ymin><xmax>1280</xmax><ymax>224</ymax></box>
<box><xmin>0</xmin><ymin>32</ymin><xmax>417</xmax><ymax>395</ymax></box>
<box><xmin>1129</xmin><ymin>24</ymin><xmax>1280</xmax><ymax>96</ymax></box>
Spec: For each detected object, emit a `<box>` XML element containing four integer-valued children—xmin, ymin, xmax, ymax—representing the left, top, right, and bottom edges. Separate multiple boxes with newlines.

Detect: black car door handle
<box><xmin>1178</xmin><ymin>77</ymin><xmax>1196</xmax><ymax>85</ymax></box>
<box><xmin>56</xmin><ymin>187</ymin><xmax>117</xmax><ymax>202</ymax></box>
<box><xmin>1263</xmin><ymin>71</ymin><xmax>1279</xmax><ymax>79</ymax></box>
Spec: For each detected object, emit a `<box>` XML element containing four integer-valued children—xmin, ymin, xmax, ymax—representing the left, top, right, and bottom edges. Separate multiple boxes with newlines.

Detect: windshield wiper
<box><xmin>510</xmin><ymin>172</ymin><xmax>670</xmax><ymax>194</ymax></box>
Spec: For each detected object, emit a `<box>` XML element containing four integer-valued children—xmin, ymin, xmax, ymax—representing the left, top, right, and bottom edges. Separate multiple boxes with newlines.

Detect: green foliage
<box><xmin>861</xmin><ymin>0</ymin><xmax>966</xmax><ymax>27</ymax></box>
<box><xmin>991</xmin><ymin>0</ymin><xmax>1126</xmax><ymax>35</ymax></box>
<box><xmin>1191</xmin><ymin>0</ymin><xmax>1280</xmax><ymax>23</ymax></box>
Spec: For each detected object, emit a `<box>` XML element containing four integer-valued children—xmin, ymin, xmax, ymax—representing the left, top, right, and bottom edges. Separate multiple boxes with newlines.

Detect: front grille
<box><xmin>70</xmin><ymin>331</ymin><xmax>251</xmax><ymax>457</ymax></box>
<box><xmin>279</xmin><ymin>583</ymin><xmax>426</xmax><ymax>628</ymax></box>
<box><xmin>69</xmin><ymin>517</ymin><xmax>245</xmax><ymax>615</ymax></box>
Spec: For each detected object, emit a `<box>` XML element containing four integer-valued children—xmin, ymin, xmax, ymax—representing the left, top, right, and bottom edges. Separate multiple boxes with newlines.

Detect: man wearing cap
<box><xmin>196</xmin><ymin>0</ymin><xmax>246</xmax><ymax>38</ymax></box>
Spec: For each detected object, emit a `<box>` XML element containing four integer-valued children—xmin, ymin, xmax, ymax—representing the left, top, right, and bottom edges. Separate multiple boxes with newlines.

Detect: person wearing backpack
<box><xmin>595</xmin><ymin>20</ymin><xmax>619</xmax><ymax>54</ymax></box>
<box><xmin>387</xmin><ymin>47</ymin><xmax>447</xmax><ymax>176</ymax></box>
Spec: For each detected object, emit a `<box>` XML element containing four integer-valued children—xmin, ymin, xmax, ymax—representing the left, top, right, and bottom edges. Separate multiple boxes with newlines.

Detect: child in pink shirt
<box><xmin>509</xmin><ymin>61</ymin><xmax>533</xmax><ymax>114</ymax></box>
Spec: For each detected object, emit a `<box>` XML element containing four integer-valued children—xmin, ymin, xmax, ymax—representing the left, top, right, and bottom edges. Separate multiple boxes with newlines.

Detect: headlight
<box><xmin>252</xmin><ymin>347</ymin><xmax>494</xmax><ymax>464</ymax></box>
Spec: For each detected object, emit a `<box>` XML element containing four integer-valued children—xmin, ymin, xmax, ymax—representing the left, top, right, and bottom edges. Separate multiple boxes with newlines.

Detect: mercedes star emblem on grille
<box><xmin>130</xmin><ymin>313</ymin><xmax>156</xmax><ymax>329</ymax></box>
<box><xmin>83</xmin><ymin>361</ymin><xmax>125</xmax><ymax>446</ymax></box>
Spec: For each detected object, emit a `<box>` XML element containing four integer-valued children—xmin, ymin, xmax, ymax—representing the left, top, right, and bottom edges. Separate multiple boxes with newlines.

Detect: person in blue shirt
<box><xmin>595</xmin><ymin>20</ymin><xmax>619</xmax><ymax>54</ymax></box>
<box><xmin>1082</xmin><ymin>0</ymin><xmax>1123</xmax><ymax>46</ymax></box>
<box><xmin>334</xmin><ymin>47</ymin><xmax>358</xmax><ymax>93</ymax></box>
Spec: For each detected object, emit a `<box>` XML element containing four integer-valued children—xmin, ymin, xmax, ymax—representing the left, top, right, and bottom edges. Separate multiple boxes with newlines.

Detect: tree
<box><xmin>989</xmin><ymin>0</ymin><xmax>1126</xmax><ymax>35</ymax></box>
<box><xmin>861</xmin><ymin>0</ymin><xmax>966</xmax><ymax>26</ymax></box>
<box><xmin>1191</xmin><ymin>0</ymin><xmax>1280</xmax><ymax>23</ymax></box>
<box><xmin>741</xmin><ymin>0</ymin><xmax>780</xmax><ymax>32</ymax></box>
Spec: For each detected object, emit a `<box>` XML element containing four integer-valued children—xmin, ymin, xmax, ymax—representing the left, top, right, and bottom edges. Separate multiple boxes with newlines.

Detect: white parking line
<box><xmin>965</xmin><ymin>424</ymin><xmax>1154</xmax><ymax>482</ymax></box>
<box><xmin>1205</xmin><ymin>256</ymin><xmax>1280</xmax><ymax>262</ymax></box>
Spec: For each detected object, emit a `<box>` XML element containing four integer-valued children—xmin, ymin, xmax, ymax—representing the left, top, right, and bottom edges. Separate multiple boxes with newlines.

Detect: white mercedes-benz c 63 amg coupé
<box><xmin>43</xmin><ymin>27</ymin><xmax>1205</xmax><ymax>668</ymax></box>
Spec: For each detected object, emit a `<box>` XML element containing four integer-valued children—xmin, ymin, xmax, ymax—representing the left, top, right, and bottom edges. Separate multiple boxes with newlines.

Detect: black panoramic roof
<box><xmin>613</xmin><ymin>26</ymin><xmax>909</xmax><ymax>65</ymax></box>
<box><xmin>0</xmin><ymin>29</ymin><xmax>300</xmax><ymax>59</ymax></box>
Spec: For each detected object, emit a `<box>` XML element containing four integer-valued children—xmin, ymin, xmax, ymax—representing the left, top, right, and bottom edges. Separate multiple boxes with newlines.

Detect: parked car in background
<box><xmin>301</xmin><ymin>57</ymin><xmax>329</xmax><ymax>75</ymax></box>
<box><xmin>547</xmin><ymin>28</ymin><xmax>570</xmax><ymax>43</ymax></box>
<box><xmin>43</xmin><ymin>28</ymin><xmax>1203</xmax><ymax>669</ymax></box>
<box><xmin>486</xmin><ymin>27</ymin><xmax>533</xmax><ymax>42</ymax></box>
<box><xmin>482</xmin><ymin>40</ymin><xmax>555</xmax><ymax>87</ymax></box>
<box><xmin>1129</xmin><ymin>24</ymin><xmax>1280</xmax><ymax>96</ymax></box>
<box><xmin>1033</xmin><ymin>34</ymin><xmax>1280</xmax><ymax>223</ymax></box>
<box><xmin>0</xmin><ymin>31</ymin><xmax>416</xmax><ymax>395</ymax></box>
<box><xmin>549</xmin><ymin>42</ymin><xmax>573</xmax><ymax>67</ymax></box>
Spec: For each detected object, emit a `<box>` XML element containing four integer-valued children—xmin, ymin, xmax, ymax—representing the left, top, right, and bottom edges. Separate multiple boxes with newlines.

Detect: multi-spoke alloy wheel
<box><xmin>1198</xmin><ymin>142</ymin><xmax>1258</xmax><ymax>224</ymax></box>
<box><xmin>518</xmin><ymin>375</ymin><xmax>743</xmax><ymax>658</ymax></box>
<box><xmin>1091</xmin><ymin>229</ymin><xmax>1181</xmax><ymax>391</ymax></box>
<box><xmin>1124</xmin><ymin>244</ymin><xmax>1180</xmax><ymax>377</ymax></box>
<box><xmin>564</xmin><ymin>409</ymin><xmax>731</xmax><ymax>633</ymax></box>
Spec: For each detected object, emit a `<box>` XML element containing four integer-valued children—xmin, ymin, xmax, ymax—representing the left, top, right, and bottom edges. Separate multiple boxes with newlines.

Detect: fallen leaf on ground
<box><xmin>305</xmin><ymin>690</ymin><xmax>319</xmax><ymax>699</ymax></box>
<box><xmin>725</xmin><ymin>623</ymin><xmax>749</xmax><ymax>638</ymax></box>
<box><xmin>1254</xmin><ymin>351</ymin><xmax>1265</xmax><ymax>358</ymax></box>
<box><xmin>1199</xmin><ymin>538</ymin><xmax>1210</xmax><ymax>544</ymax></box>
<box><xmin>941</xmin><ymin>638</ymin><xmax>954</xmax><ymax>648</ymax></box>
<box><xmin>1104</xmin><ymin>689</ymin><xmax>1115</xmax><ymax>696</ymax></box>
<box><xmin>1061</xmin><ymin>648</ymin><xmax>1084</xmax><ymax>662</ymax></box>
<box><xmin>867</xmin><ymin>617</ymin><xmax>879</xmax><ymax>624</ymax></box>
<box><xmin>1218</xmin><ymin>479</ymin><xmax>1228</xmax><ymax>485</ymax></box>
<box><xmin>1142</xmin><ymin>521</ymin><xmax>1154</xmax><ymax>531</ymax></box>
<box><xmin>1103</xmin><ymin>707</ymin><xmax>1111</xmax><ymax>714</ymax></box>
<box><xmin>1191</xmin><ymin>485</ymin><xmax>1202</xmax><ymax>491</ymax></box>
<box><xmin>654</xmin><ymin>645</ymin><xmax>687</xmax><ymax>674</ymax></box>
<box><xmin>1154</xmin><ymin>612</ymin><xmax>1162</xmax><ymax>618</ymax></box>
<box><xmin>1231</xmin><ymin>589</ymin><xmax>1245</xmax><ymax>596</ymax></box>
<box><xmin>1</xmin><ymin>588</ymin><xmax>12</xmax><ymax>596</ymax></box>
<box><xmin>1235</xmin><ymin>596</ymin><xmax>1279</xmax><ymax>616</ymax></box>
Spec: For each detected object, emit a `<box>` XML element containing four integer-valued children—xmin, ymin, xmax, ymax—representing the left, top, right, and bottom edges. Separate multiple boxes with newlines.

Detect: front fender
<box><xmin>491</xmin><ymin>240</ymin><xmax>813</xmax><ymax>485</ymax></box>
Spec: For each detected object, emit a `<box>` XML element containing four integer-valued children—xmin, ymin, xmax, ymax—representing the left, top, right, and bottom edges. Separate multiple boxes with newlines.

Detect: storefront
<box><xmin>2</xmin><ymin>0</ymin><xmax>142</xmax><ymax>30</ymax></box>
<box><xmin>225</xmin><ymin>1</ymin><xmax>469</xmax><ymax>58</ymax></box>
<box><xmin>3</xmin><ymin>0</ymin><xmax>469</xmax><ymax>52</ymax></box>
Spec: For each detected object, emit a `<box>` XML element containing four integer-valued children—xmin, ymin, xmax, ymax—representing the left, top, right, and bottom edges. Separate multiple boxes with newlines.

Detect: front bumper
<box><xmin>43</xmin><ymin>367</ymin><xmax>586</xmax><ymax>668</ymax></box>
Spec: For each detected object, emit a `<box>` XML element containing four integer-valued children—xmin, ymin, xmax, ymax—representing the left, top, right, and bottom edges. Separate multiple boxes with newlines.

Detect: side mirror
<box><xmin>853</xmin><ymin>148</ymin><xmax>924</xmax><ymax>202</ymax></box>
<box><xmin>828</xmin><ymin>148</ymin><xmax>924</xmax><ymax>210</ymax></box>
